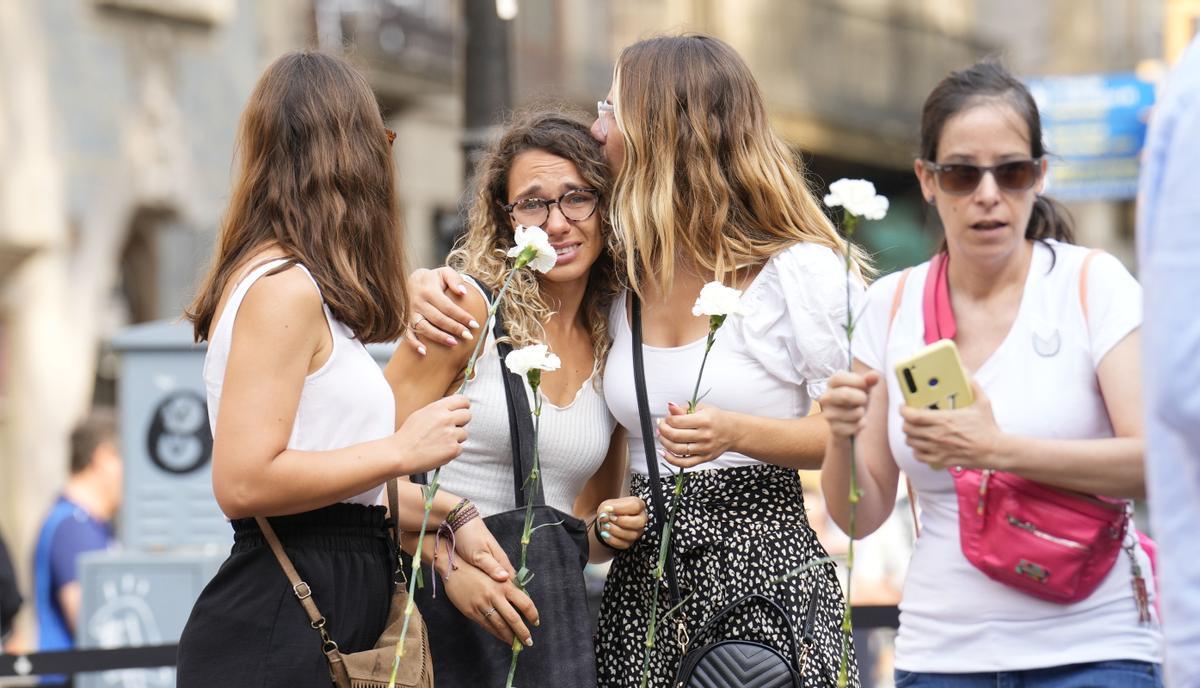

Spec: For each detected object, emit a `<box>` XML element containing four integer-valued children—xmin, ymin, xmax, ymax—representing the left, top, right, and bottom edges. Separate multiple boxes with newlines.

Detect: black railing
<box><xmin>0</xmin><ymin>605</ymin><xmax>899</xmax><ymax>678</ymax></box>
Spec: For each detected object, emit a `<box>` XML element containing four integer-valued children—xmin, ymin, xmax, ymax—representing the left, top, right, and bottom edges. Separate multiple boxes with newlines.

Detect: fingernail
<box><xmin>525</xmin><ymin>637</ymin><xmax>534</xmax><ymax>647</ymax></box>
<box><xmin>598</xmin><ymin>511</ymin><xmax>609</xmax><ymax>520</ymax></box>
<box><xmin>600</xmin><ymin>531</ymin><xmax>611</xmax><ymax>540</ymax></box>
<box><xmin>533</xmin><ymin>618</ymin><xmax>541</xmax><ymax>627</ymax></box>
<box><xmin>602</xmin><ymin>522</ymin><xmax>611</xmax><ymax>531</ymax></box>
<box><xmin>469</xmin><ymin>319</ymin><xmax>480</xmax><ymax>329</ymax></box>
<box><xmin>456</xmin><ymin>285</ymin><xmax>468</xmax><ymax>295</ymax></box>
<box><xmin>446</xmin><ymin>337</ymin><xmax>457</xmax><ymax>346</ymax></box>
<box><xmin>603</xmin><ymin>505</ymin><xmax>614</xmax><ymax>513</ymax></box>
<box><xmin>462</xmin><ymin>329</ymin><xmax>473</xmax><ymax>340</ymax></box>
<box><xmin>417</xmin><ymin>345</ymin><xmax>427</xmax><ymax>356</ymax></box>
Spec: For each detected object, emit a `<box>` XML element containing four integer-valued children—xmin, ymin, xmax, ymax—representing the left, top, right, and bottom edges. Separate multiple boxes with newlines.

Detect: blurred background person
<box><xmin>32</xmin><ymin>407</ymin><xmax>121</xmax><ymax>658</ymax></box>
<box><xmin>1139</xmin><ymin>34</ymin><xmax>1200</xmax><ymax>688</ymax></box>
<box><xmin>0</xmin><ymin>531</ymin><xmax>21</xmax><ymax>651</ymax></box>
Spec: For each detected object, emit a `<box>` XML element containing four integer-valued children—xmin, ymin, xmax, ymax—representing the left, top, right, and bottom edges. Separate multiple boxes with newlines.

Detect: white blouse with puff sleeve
<box><xmin>604</xmin><ymin>242</ymin><xmax>865</xmax><ymax>476</ymax></box>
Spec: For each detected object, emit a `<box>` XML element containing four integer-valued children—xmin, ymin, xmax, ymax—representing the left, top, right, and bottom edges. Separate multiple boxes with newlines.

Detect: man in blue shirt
<box><xmin>1138</xmin><ymin>35</ymin><xmax>1200</xmax><ymax>688</ymax></box>
<box><xmin>32</xmin><ymin>408</ymin><xmax>122</xmax><ymax>660</ymax></box>
<box><xmin>0</xmin><ymin>532</ymin><xmax>20</xmax><ymax>647</ymax></box>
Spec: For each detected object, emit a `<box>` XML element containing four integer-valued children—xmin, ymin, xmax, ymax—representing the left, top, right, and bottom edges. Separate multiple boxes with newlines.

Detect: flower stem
<box><xmin>388</xmin><ymin>267</ymin><xmax>524</xmax><ymax>688</ymax></box>
<box><xmin>837</xmin><ymin>214</ymin><xmax>859</xmax><ymax>688</ymax></box>
<box><xmin>505</xmin><ymin>383</ymin><xmax>543</xmax><ymax>688</ymax></box>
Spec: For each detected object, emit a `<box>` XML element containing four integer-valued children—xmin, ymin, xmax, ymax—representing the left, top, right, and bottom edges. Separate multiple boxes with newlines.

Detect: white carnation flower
<box><xmin>504</xmin><ymin>343</ymin><xmax>562</xmax><ymax>377</ymax></box>
<box><xmin>692</xmin><ymin>281</ymin><xmax>745</xmax><ymax>318</ymax></box>
<box><xmin>507</xmin><ymin>225</ymin><xmax>558</xmax><ymax>274</ymax></box>
<box><xmin>823</xmin><ymin>178</ymin><xmax>890</xmax><ymax>221</ymax></box>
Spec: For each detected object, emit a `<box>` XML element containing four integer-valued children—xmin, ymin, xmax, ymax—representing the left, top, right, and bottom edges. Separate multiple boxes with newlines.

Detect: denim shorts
<box><xmin>894</xmin><ymin>659</ymin><xmax>1162</xmax><ymax>688</ymax></box>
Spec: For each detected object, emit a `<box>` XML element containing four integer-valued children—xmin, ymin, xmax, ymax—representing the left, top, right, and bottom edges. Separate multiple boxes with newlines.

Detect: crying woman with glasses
<box><xmin>820</xmin><ymin>60</ymin><xmax>1163</xmax><ymax>686</ymax></box>
<box><xmin>382</xmin><ymin>108</ymin><xmax>647</xmax><ymax>687</ymax></box>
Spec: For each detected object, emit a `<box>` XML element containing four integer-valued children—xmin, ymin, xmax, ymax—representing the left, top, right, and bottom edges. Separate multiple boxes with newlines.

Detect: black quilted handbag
<box><xmin>674</xmin><ymin>592</ymin><xmax>818</xmax><ymax>688</ymax></box>
<box><xmin>629</xmin><ymin>295</ymin><xmax>820</xmax><ymax>688</ymax></box>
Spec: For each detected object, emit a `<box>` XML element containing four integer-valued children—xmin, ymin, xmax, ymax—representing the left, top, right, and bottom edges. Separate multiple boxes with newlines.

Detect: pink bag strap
<box><xmin>922</xmin><ymin>252</ymin><xmax>955</xmax><ymax>345</ymax></box>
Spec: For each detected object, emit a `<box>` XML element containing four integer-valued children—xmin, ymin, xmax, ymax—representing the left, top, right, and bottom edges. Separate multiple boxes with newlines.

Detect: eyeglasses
<box><xmin>385</xmin><ymin>128</ymin><xmax>396</xmax><ymax>147</ymax></box>
<box><xmin>596</xmin><ymin>101</ymin><xmax>615</xmax><ymax>137</ymax></box>
<box><xmin>502</xmin><ymin>188</ymin><xmax>600</xmax><ymax>227</ymax></box>
<box><xmin>923</xmin><ymin>159</ymin><xmax>1043</xmax><ymax>196</ymax></box>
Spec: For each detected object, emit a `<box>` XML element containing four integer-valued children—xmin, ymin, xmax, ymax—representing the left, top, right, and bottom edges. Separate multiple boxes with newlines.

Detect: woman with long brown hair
<box><xmin>586</xmin><ymin>34</ymin><xmax>865</xmax><ymax>687</ymax></box>
<box><xmin>175</xmin><ymin>52</ymin><xmax>473</xmax><ymax>687</ymax></box>
<box><xmin>385</xmin><ymin>109</ymin><xmax>647</xmax><ymax>687</ymax></box>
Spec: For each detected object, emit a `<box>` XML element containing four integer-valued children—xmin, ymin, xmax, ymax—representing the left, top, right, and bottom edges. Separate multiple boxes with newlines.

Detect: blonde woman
<box><xmin>410</xmin><ymin>35</ymin><xmax>868</xmax><ymax>687</ymax></box>
<box><xmin>586</xmin><ymin>34</ymin><xmax>867</xmax><ymax>688</ymax></box>
<box><xmin>385</xmin><ymin>110</ymin><xmax>647</xmax><ymax>687</ymax></box>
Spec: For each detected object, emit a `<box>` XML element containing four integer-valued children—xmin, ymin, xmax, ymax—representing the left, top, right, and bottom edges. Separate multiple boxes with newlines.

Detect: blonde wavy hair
<box><xmin>448</xmin><ymin>109</ymin><xmax>620</xmax><ymax>373</ymax></box>
<box><xmin>610</xmin><ymin>34</ymin><xmax>872</xmax><ymax>293</ymax></box>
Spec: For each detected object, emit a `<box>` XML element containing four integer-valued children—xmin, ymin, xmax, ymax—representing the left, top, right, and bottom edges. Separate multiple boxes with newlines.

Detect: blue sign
<box><xmin>1027</xmin><ymin>73</ymin><xmax>1155</xmax><ymax>201</ymax></box>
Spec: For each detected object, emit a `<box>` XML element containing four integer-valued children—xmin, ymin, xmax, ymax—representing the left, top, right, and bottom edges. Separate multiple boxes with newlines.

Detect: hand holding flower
<box><xmin>820</xmin><ymin>370</ymin><xmax>880</xmax><ymax>440</ymax></box>
<box><xmin>900</xmin><ymin>379</ymin><xmax>1003</xmax><ymax>471</ymax></box>
<box><xmin>657</xmin><ymin>401</ymin><xmax>740</xmax><ymax>468</ymax></box>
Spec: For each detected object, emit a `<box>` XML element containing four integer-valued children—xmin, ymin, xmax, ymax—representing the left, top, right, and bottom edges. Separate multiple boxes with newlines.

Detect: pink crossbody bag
<box><xmin>888</xmin><ymin>251</ymin><xmax>1153</xmax><ymax>620</ymax></box>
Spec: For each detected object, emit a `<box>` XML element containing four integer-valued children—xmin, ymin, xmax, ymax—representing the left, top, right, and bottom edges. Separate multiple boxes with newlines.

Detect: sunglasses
<box><xmin>923</xmin><ymin>158</ymin><xmax>1043</xmax><ymax>196</ymax></box>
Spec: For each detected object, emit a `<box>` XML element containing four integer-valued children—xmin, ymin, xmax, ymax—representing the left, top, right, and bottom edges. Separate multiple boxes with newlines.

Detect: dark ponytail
<box><xmin>920</xmin><ymin>59</ymin><xmax>1075</xmax><ymax>250</ymax></box>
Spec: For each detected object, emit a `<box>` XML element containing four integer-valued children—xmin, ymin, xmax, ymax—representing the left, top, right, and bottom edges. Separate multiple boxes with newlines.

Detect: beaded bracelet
<box><xmin>445</xmin><ymin>498</ymin><xmax>470</xmax><ymax>524</ymax></box>
<box><xmin>447</xmin><ymin>500</ymin><xmax>479</xmax><ymax>533</ymax></box>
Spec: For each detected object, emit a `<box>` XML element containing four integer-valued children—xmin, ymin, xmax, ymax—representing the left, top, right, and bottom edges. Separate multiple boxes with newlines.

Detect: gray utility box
<box><xmin>75</xmin><ymin>319</ymin><xmax>400</xmax><ymax>687</ymax></box>
<box><xmin>108</xmin><ymin>319</ymin><xmax>225</xmax><ymax>550</ymax></box>
<box><xmin>76</xmin><ymin>550</ymin><xmax>222</xmax><ymax>688</ymax></box>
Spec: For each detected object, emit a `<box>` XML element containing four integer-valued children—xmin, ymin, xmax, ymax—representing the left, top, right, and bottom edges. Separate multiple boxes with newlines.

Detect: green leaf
<box><xmin>767</xmin><ymin>556</ymin><xmax>836</xmax><ymax>586</ymax></box>
<box><xmin>529</xmin><ymin>520</ymin><xmax>564</xmax><ymax>536</ymax></box>
<box><xmin>515</xmin><ymin>567</ymin><xmax>533</xmax><ymax>587</ymax></box>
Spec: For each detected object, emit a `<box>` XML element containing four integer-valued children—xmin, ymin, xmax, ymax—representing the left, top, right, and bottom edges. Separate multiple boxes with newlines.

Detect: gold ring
<box><xmin>412</xmin><ymin>313</ymin><xmax>426</xmax><ymax>328</ymax></box>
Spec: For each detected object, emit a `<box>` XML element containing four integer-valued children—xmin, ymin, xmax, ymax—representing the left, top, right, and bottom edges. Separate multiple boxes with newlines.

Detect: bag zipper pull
<box><xmin>977</xmin><ymin>470</ymin><xmax>993</xmax><ymax>516</ymax></box>
<box><xmin>1125</xmin><ymin>542</ymin><xmax>1152</xmax><ymax>624</ymax></box>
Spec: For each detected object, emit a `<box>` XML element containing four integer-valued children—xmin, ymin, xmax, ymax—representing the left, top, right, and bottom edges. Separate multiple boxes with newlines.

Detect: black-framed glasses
<box><xmin>923</xmin><ymin>158</ymin><xmax>1043</xmax><ymax>196</ymax></box>
<box><xmin>502</xmin><ymin>188</ymin><xmax>600</xmax><ymax>227</ymax></box>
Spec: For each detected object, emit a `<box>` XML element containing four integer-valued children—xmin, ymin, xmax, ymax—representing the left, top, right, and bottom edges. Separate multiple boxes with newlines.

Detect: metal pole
<box><xmin>462</xmin><ymin>0</ymin><xmax>512</xmax><ymax>185</ymax></box>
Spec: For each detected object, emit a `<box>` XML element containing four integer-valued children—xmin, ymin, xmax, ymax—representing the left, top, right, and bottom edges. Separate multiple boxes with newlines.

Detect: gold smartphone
<box><xmin>894</xmin><ymin>339</ymin><xmax>975</xmax><ymax>410</ymax></box>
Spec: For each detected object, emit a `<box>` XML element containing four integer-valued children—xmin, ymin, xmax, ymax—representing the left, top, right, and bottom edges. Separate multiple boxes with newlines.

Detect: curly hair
<box><xmin>448</xmin><ymin>108</ymin><xmax>620</xmax><ymax>376</ymax></box>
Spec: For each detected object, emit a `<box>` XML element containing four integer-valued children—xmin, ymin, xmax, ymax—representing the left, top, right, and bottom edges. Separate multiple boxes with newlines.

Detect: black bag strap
<box><xmin>630</xmin><ymin>293</ymin><xmax>683</xmax><ymax>606</ymax></box>
<box><xmin>466</xmin><ymin>275</ymin><xmax>545</xmax><ymax>509</ymax></box>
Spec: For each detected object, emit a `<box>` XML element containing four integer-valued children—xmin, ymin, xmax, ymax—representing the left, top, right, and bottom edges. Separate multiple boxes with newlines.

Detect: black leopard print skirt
<box><xmin>595</xmin><ymin>463</ymin><xmax>859</xmax><ymax>688</ymax></box>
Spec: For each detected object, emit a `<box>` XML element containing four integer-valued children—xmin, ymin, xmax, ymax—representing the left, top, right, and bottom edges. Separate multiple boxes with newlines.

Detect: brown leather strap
<box><xmin>255</xmin><ymin>481</ymin><xmax>401</xmax><ymax>688</ymax></box>
<box><xmin>887</xmin><ymin>267</ymin><xmax>913</xmax><ymax>338</ymax></box>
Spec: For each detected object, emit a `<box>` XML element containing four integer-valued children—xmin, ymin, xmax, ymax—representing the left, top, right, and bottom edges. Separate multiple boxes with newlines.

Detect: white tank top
<box><xmin>435</xmin><ymin>280</ymin><xmax>616</xmax><ymax>517</ymax></box>
<box><xmin>202</xmin><ymin>258</ymin><xmax>395</xmax><ymax>506</ymax></box>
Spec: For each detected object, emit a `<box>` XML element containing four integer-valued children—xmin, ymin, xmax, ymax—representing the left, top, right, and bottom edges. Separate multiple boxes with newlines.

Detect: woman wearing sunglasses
<box><xmin>820</xmin><ymin>60</ymin><xmax>1163</xmax><ymax>686</ymax></box>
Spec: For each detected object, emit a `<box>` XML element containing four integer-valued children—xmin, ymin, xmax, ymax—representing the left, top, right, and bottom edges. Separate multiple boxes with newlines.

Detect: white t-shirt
<box><xmin>855</xmin><ymin>240</ymin><xmax>1163</xmax><ymax>672</ymax></box>
<box><xmin>604</xmin><ymin>242</ymin><xmax>863</xmax><ymax>476</ymax></box>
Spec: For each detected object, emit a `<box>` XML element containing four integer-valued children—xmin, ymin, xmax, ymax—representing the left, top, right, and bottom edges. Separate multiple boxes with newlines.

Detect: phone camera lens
<box><xmin>928</xmin><ymin>377</ymin><xmax>940</xmax><ymax>387</ymax></box>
